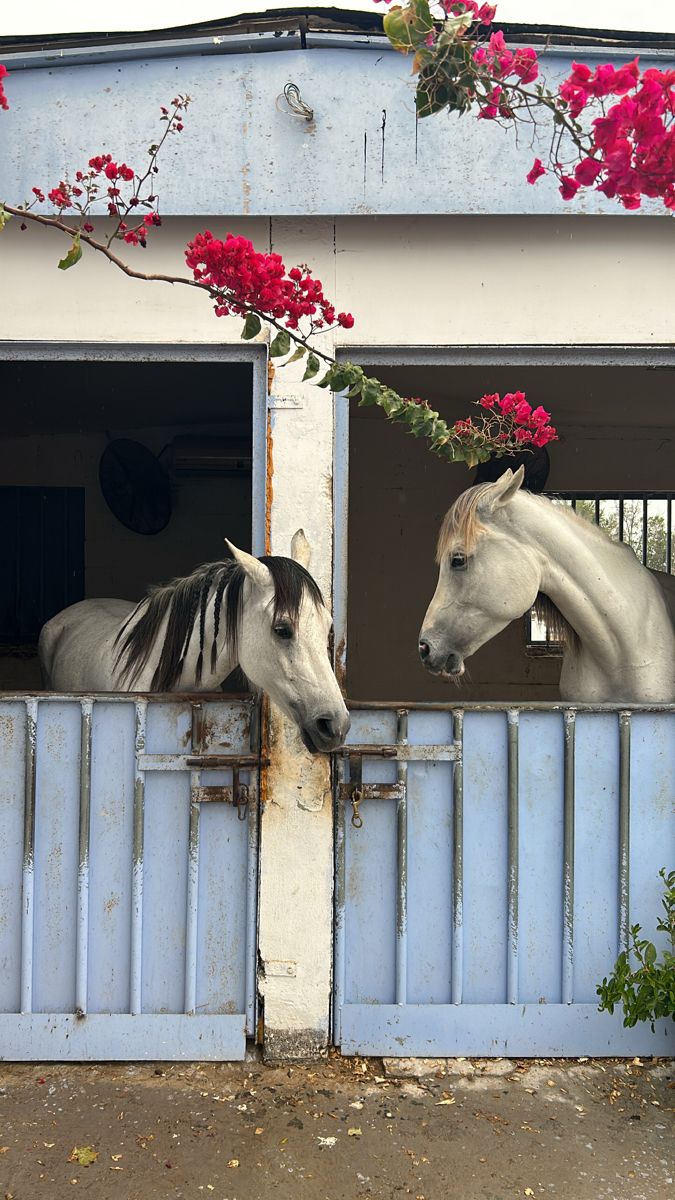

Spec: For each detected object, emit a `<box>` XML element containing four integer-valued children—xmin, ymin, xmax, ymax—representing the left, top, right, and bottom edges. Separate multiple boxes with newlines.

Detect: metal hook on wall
<box><xmin>276</xmin><ymin>82</ymin><xmax>314</xmax><ymax>122</ymax></box>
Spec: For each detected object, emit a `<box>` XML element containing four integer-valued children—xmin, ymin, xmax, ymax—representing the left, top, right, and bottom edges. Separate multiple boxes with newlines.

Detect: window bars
<box><xmin>528</xmin><ymin>491</ymin><xmax>674</xmax><ymax>652</ymax></box>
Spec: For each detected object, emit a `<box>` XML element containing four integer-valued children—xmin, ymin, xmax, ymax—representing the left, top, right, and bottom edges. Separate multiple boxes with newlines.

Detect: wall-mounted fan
<box><xmin>99</xmin><ymin>438</ymin><xmax>171</xmax><ymax>535</ymax></box>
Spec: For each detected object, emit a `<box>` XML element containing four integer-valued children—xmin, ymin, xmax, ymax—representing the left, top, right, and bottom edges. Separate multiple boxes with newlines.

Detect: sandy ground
<box><xmin>0</xmin><ymin>1054</ymin><xmax>672</xmax><ymax>1200</ymax></box>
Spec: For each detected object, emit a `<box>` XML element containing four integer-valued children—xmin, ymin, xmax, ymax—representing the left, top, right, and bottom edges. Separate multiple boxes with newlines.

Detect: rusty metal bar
<box><xmin>130</xmin><ymin>701</ymin><xmax>147</xmax><ymax>1016</ymax></box>
<box><xmin>642</xmin><ymin>497</ymin><xmax>649</xmax><ymax>565</ymax></box>
<box><xmin>395</xmin><ymin>710</ymin><xmax>409</xmax><ymax>1006</ymax></box>
<box><xmin>332</xmin><ymin>753</ymin><xmax>348</xmax><ymax>1045</ymax></box>
<box><xmin>618</xmin><ymin>711</ymin><xmax>631</xmax><ymax>956</ymax></box>
<box><xmin>184</xmin><ymin>769</ymin><xmax>201</xmax><ymax>1015</ymax></box>
<box><xmin>451</xmin><ymin>710</ymin><xmax>464</xmax><ymax>1006</ymax></box>
<box><xmin>245</xmin><ymin>773</ymin><xmax>260</xmax><ymax>1036</ymax></box>
<box><xmin>20</xmin><ymin>698</ymin><xmax>38</xmax><ymax>1014</ymax></box>
<box><xmin>562</xmin><ymin>710</ymin><xmax>576</xmax><ymax>1005</ymax></box>
<box><xmin>346</xmin><ymin>700</ymin><xmax>675</xmax><ymax>714</ymax></box>
<box><xmin>75</xmin><ymin>699</ymin><xmax>93</xmax><ymax>1017</ymax></box>
<box><xmin>506</xmin><ymin>710</ymin><xmax>520</xmax><ymax>1005</ymax></box>
<box><xmin>341</xmin><ymin>744</ymin><xmax>459</xmax><ymax>761</ymax></box>
<box><xmin>137</xmin><ymin>753</ymin><xmax>266</xmax><ymax>771</ymax></box>
<box><xmin>338</xmin><ymin>782</ymin><xmax>405</xmax><ymax>803</ymax></box>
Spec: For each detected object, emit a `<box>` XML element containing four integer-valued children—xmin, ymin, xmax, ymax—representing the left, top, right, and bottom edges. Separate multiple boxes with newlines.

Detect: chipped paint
<box><xmin>265</xmin><ymin>410</ymin><xmax>274</xmax><ymax>555</ymax></box>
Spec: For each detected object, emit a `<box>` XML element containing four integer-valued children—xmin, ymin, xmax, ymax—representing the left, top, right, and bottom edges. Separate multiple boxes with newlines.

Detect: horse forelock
<box><xmin>114</xmin><ymin>554</ymin><xmax>324</xmax><ymax>692</ymax></box>
<box><xmin>436</xmin><ymin>483</ymin><xmax>493</xmax><ymax>565</ymax></box>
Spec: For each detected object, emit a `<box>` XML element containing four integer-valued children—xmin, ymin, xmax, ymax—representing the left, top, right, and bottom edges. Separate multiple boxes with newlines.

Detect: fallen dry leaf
<box><xmin>525</xmin><ymin>1189</ymin><xmax>535</xmax><ymax>1197</ymax></box>
<box><xmin>347</xmin><ymin>1127</ymin><xmax>362</xmax><ymax>1137</ymax></box>
<box><xmin>111</xmin><ymin>1154</ymin><xmax>122</xmax><ymax>1162</ymax></box>
<box><xmin>227</xmin><ymin>1159</ymin><xmax>239</xmax><ymax>1168</ymax></box>
<box><xmin>435</xmin><ymin>1098</ymin><xmax>456</xmax><ymax>1106</ymax></box>
<box><xmin>254</xmin><ymin>1127</ymin><xmax>264</xmax><ymax>1135</ymax></box>
<box><xmin>546</xmin><ymin>1080</ymin><xmax>556</xmax><ymax>1088</ymax></box>
<box><xmin>68</xmin><ymin>1147</ymin><xmax>98</xmax><ymax>1167</ymax></box>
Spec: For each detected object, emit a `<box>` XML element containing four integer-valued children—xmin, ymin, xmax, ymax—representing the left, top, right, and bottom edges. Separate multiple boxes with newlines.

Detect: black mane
<box><xmin>114</xmin><ymin>555</ymin><xmax>324</xmax><ymax>692</ymax></box>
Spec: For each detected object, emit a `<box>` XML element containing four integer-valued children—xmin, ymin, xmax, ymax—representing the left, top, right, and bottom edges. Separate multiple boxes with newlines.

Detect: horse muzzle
<box><xmin>418</xmin><ymin>637</ymin><xmax>465</xmax><ymax>679</ymax></box>
<box><xmin>300</xmin><ymin>711</ymin><xmax>351</xmax><ymax>754</ymax></box>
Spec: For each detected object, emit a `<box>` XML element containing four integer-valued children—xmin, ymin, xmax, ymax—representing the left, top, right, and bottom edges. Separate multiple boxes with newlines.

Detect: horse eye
<box><xmin>273</xmin><ymin>623</ymin><xmax>294</xmax><ymax>641</ymax></box>
<box><xmin>450</xmin><ymin>553</ymin><xmax>467</xmax><ymax>570</ymax></box>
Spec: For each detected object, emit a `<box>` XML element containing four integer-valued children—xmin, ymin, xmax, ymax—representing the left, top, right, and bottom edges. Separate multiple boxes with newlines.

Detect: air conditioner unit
<box><xmin>170</xmin><ymin>437</ymin><xmax>252</xmax><ymax>476</ymax></box>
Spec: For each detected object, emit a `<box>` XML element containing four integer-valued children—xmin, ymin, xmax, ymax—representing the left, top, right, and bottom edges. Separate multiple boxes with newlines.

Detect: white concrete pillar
<box><xmin>256</xmin><ymin>218</ymin><xmax>338</xmax><ymax>1058</ymax></box>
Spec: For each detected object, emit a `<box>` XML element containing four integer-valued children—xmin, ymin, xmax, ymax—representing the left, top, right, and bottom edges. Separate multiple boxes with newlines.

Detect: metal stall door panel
<box><xmin>32</xmin><ymin>702</ymin><xmax>81</xmax><ymax>1014</ymax></box>
<box><xmin>517</xmin><ymin>713</ymin><xmax>565</xmax><ymax>1004</ymax></box>
<box><xmin>337</xmin><ymin>707</ymin><xmax>673</xmax><ymax>1058</ymax></box>
<box><xmin>342</xmin><ymin>710</ymin><xmax>398</xmax><ymax>1005</ymax></box>
<box><xmin>407</xmin><ymin>711</ymin><xmax>454</xmax><ymax>1005</ymax></box>
<box><xmin>630</xmin><ymin>713</ymin><xmax>675</xmax><ymax>960</ymax></box>
<box><xmin>462</xmin><ymin>711</ymin><xmax>509</xmax><ymax>1005</ymax></box>
<box><xmin>0</xmin><ymin>696</ymin><xmax>258</xmax><ymax>1061</ymax></box>
<box><xmin>573</xmin><ymin>715</ymin><xmax>622</xmax><ymax>1002</ymax></box>
<box><xmin>87</xmin><ymin>702</ymin><xmax>136</xmax><ymax>1014</ymax></box>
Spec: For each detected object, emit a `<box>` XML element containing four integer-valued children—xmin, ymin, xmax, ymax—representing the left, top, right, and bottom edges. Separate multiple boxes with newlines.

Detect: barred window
<box><xmin>527</xmin><ymin>492</ymin><xmax>674</xmax><ymax>653</ymax></box>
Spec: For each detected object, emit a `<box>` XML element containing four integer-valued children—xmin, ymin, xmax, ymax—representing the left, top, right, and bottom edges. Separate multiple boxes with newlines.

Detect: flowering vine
<box><xmin>0</xmin><ymin>63</ymin><xmax>555</xmax><ymax>467</ymax></box>
<box><xmin>377</xmin><ymin>0</ymin><xmax>675</xmax><ymax>212</ymax></box>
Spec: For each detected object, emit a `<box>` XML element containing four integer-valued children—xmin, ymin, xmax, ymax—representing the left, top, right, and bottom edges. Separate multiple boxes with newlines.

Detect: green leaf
<box><xmin>241</xmin><ymin>313</ymin><xmax>262</xmax><ymax>340</ymax></box>
<box><xmin>644</xmin><ymin>942</ymin><xmax>657</xmax><ymax>966</ymax></box>
<box><xmin>0</xmin><ymin>203</ymin><xmax>11</xmax><ymax>231</ymax></box>
<box><xmin>58</xmin><ymin>234</ymin><xmax>82</xmax><ymax>271</ymax></box>
<box><xmin>286</xmin><ymin>345</ymin><xmax>307</xmax><ymax>364</ymax></box>
<box><xmin>269</xmin><ymin>329</ymin><xmax>291</xmax><ymax>358</ymax></box>
<box><xmin>68</xmin><ymin>1146</ymin><xmax>98</xmax><ymax>1167</ymax></box>
<box><xmin>302</xmin><ymin>353</ymin><xmax>321</xmax><ymax>382</ymax></box>
<box><xmin>383</xmin><ymin>0</ymin><xmax>433</xmax><ymax>53</ymax></box>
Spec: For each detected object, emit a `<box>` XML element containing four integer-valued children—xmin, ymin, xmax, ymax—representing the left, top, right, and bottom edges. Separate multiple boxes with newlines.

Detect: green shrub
<box><xmin>597</xmin><ymin>868</ymin><xmax>675</xmax><ymax>1031</ymax></box>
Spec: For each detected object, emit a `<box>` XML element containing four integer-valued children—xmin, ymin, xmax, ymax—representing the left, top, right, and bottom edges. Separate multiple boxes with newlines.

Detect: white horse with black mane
<box><xmin>39</xmin><ymin>531</ymin><xmax>350</xmax><ymax>754</ymax></box>
<box><xmin>419</xmin><ymin>467</ymin><xmax>675</xmax><ymax>703</ymax></box>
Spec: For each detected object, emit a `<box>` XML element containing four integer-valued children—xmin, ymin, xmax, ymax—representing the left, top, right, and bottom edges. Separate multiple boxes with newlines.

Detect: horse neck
<box><xmin>505</xmin><ymin>493</ymin><xmax>666</xmax><ymax>665</ymax></box>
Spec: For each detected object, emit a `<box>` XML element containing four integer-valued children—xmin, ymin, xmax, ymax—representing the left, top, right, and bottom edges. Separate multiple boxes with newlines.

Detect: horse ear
<box><xmin>290</xmin><ymin>528</ymin><xmax>311</xmax><ymax>569</ymax></box>
<box><xmin>224</xmin><ymin>540</ymin><xmax>271</xmax><ymax>588</ymax></box>
<box><xmin>480</xmin><ymin>464</ymin><xmax>525</xmax><ymax>513</ymax></box>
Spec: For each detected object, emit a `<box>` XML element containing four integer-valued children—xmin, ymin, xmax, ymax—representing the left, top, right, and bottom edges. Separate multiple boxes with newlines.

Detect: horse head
<box><xmin>226</xmin><ymin>531</ymin><xmax>350</xmax><ymax>754</ymax></box>
<box><xmin>418</xmin><ymin>466</ymin><xmax>542</xmax><ymax>678</ymax></box>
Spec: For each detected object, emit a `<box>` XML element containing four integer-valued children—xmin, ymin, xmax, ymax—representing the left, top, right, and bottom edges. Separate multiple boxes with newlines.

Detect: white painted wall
<box><xmin>2</xmin><ymin>209</ymin><xmax>672</xmax><ymax>1054</ymax></box>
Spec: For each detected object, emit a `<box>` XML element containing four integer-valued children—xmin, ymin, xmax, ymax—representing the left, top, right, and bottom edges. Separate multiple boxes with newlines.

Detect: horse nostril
<box><xmin>419</xmin><ymin>640</ymin><xmax>431</xmax><ymax>662</ymax></box>
<box><xmin>315</xmin><ymin>716</ymin><xmax>334</xmax><ymax>739</ymax></box>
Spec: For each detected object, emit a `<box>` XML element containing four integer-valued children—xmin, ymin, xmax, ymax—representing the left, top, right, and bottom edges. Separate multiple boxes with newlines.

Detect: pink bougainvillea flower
<box><xmin>526</xmin><ymin>158</ymin><xmax>546</xmax><ymax>185</ymax></box>
<box><xmin>574</xmin><ymin>156</ymin><xmax>602</xmax><ymax>186</ymax></box>
<box><xmin>559</xmin><ymin>176</ymin><xmax>581</xmax><ymax>200</ymax></box>
<box><xmin>0</xmin><ymin>63</ymin><xmax>8</xmax><ymax>111</ymax></box>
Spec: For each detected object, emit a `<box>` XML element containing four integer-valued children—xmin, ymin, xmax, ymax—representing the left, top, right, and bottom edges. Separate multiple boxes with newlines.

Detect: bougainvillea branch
<box><xmin>377</xmin><ymin>0</ymin><xmax>675</xmax><ymax>212</ymax></box>
<box><xmin>0</xmin><ymin>63</ymin><xmax>555</xmax><ymax>468</ymax></box>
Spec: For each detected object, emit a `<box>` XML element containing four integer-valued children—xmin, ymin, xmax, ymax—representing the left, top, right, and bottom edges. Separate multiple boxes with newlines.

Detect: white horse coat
<box><xmin>39</xmin><ymin>533</ymin><xmax>350</xmax><ymax>753</ymax></box>
<box><xmin>419</xmin><ymin>468</ymin><xmax>675</xmax><ymax>703</ymax></box>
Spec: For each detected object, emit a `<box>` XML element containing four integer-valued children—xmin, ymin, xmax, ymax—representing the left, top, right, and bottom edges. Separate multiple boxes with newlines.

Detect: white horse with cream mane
<box><xmin>39</xmin><ymin>531</ymin><xmax>350</xmax><ymax>754</ymax></box>
<box><xmin>419</xmin><ymin>467</ymin><xmax>675</xmax><ymax>703</ymax></box>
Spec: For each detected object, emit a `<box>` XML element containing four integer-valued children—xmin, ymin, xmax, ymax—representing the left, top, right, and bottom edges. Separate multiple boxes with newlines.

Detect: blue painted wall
<box><xmin>1</xmin><ymin>40</ymin><xmax>673</xmax><ymax>216</ymax></box>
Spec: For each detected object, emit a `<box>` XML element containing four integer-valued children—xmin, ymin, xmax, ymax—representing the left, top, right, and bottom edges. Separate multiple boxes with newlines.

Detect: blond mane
<box><xmin>435</xmin><ymin>482</ymin><xmax>494</xmax><ymax>564</ymax></box>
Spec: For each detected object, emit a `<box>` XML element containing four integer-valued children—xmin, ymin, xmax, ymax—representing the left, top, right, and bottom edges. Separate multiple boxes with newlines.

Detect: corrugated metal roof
<box><xmin>1</xmin><ymin>2</ymin><xmax>674</xmax><ymax>54</ymax></box>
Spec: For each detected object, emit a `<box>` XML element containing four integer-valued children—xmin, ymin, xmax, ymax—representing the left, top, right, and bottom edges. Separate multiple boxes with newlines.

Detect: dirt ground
<box><xmin>0</xmin><ymin>1054</ymin><xmax>672</xmax><ymax>1200</ymax></box>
